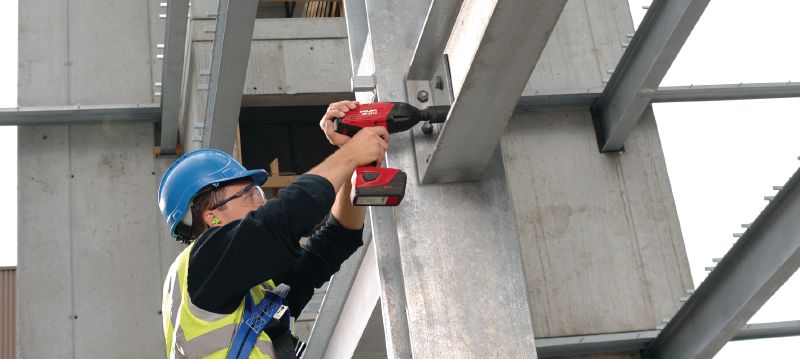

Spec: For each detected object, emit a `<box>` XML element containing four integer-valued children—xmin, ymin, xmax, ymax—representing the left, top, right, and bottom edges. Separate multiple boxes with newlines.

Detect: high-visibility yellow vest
<box><xmin>162</xmin><ymin>244</ymin><xmax>278</xmax><ymax>359</ymax></box>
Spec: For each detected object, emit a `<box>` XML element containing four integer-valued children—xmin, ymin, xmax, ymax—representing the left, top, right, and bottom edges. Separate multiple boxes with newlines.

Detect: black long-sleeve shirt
<box><xmin>187</xmin><ymin>174</ymin><xmax>364</xmax><ymax>317</ymax></box>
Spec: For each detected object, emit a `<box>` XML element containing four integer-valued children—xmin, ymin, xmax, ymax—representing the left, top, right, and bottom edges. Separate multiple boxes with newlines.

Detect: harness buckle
<box><xmin>273</xmin><ymin>305</ymin><xmax>288</xmax><ymax>320</ymax></box>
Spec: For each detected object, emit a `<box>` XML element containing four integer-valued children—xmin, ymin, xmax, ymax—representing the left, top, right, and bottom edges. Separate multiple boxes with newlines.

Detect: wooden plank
<box><xmin>263</xmin><ymin>158</ymin><xmax>299</xmax><ymax>188</ymax></box>
<box><xmin>233</xmin><ymin>124</ymin><xmax>243</xmax><ymax>163</ymax></box>
<box><xmin>263</xmin><ymin>175</ymin><xmax>301</xmax><ymax>188</ymax></box>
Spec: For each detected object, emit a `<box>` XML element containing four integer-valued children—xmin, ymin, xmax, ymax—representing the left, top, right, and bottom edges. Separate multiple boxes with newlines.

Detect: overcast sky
<box><xmin>1</xmin><ymin>0</ymin><xmax>798</xmax><ymax>356</ymax></box>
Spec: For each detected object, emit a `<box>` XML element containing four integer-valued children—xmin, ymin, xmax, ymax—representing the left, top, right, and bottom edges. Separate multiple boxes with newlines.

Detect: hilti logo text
<box><xmin>360</xmin><ymin>109</ymin><xmax>378</xmax><ymax>116</ymax></box>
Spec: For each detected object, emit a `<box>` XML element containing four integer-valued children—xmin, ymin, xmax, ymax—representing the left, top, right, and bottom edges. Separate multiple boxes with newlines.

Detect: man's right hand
<box><xmin>308</xmin><ymin>125</ymin><xmax>390</xmax><ymax>192</ymax></box>
<box><xmin>339</xmin><ymin>126</ymin><xmax>389</xmax><ymax>167</ymax></box>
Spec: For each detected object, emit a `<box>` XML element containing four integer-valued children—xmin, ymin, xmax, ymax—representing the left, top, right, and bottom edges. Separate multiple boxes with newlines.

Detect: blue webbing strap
<box><xmin>227</xmin><ymin>291</ymin><xmax>287</xmax><ymax>359</ymax></box>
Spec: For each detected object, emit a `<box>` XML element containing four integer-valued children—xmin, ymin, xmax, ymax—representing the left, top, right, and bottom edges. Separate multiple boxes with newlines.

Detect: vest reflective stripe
<box><xmin>163</xmin><ymin>244</ymin><xmax>278</xmax><ymax>359</ymax></box>
<box><xmin>172</xmin><ymin>323</ymin><xmax>278</xmax><ymax>359</ymax></box>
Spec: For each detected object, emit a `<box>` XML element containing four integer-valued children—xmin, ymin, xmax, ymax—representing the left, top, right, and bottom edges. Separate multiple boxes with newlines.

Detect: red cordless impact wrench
<box><xmin>333</xmin><ymin>102</ymin><xmax>449</xmax><ymax>206</ymax></box>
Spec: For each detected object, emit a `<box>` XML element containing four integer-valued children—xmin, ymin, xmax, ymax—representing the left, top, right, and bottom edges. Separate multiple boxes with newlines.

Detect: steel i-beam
<box><xmin>419</xmin><ymin>0</ymin><xmax>568</xmax><ymax>184</ymax></box>
<box><xmin>592</xmin><ymin>0</ymin><xmax>710</xmax><ymax>152</ymax></box>
<box><xmin>644</xmin><ymin>165</ymin><xmax>800</xmax><ymax>358</ymax></box>
<box><xmin>158</xmin><ymin>0</ymin><xmax>190</xmax><ymax>155</ymax></box>
<box><xmin>201</xmin><ymin>0</ymin><xmax>260</xmax><ymax>154</ymax></box>
<box><xmin>0</xmin><ymin>104</ymin><xmax>160</xmax><ymax>126</ymax></box>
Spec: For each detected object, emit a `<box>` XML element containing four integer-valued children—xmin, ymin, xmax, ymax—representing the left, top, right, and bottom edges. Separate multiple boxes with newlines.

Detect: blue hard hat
<box><xmin>158</xmin><ymin>149</ymin><xmax>268</xmax><ymax>238</ymax></box>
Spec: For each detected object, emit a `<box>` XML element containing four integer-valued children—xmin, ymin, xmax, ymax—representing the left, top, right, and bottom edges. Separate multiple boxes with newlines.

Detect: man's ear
<box><xmin>203</xmin><ymin>210</ymin><xmax>216</xmax><ymax>227</ymax></box>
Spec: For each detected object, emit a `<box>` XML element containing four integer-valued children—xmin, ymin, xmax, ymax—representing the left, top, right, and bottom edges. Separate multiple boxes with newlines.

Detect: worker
<box><xmin>158</xmin><ymin>100</ymin><xmax>387</xmax><ymax>359</ymax></box>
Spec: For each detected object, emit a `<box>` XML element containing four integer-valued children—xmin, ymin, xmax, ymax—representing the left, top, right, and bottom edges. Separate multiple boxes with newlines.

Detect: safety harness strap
<box><xmin>226</xmin><ymin>289</ymin><xmax>290</xmax><ymax>359</ymax></box>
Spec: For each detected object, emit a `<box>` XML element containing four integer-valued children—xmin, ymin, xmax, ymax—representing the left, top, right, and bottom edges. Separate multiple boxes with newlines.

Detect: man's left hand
<box><xmin>320</xmin><ymin>100</ymin><xmax>358</xmax><ymax>147</ymax></box>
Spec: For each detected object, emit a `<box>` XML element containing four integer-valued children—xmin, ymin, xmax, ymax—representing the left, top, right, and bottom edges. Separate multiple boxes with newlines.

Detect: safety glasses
<box><xmin>210</xmin><ymin>182</ymin><xmax>266</xmax><ymax>210</ymax></box>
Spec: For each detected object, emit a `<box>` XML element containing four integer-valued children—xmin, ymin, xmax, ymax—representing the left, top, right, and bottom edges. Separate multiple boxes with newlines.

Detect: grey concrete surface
<box><xmin>18</xmin><ymin>126</ymin><xmax>74</xmax><ymax>358</ymax></box>
<box><xmin>525</xmin><ymin>0</ymin><xmax>633</xmax><ymax>93</ymax></box>
<box><xmin>501</xmin><ymin>108</ymin><xmax>692</xmax><ymax>339</ymax></box>
<box><xmin>18</xmin><ymin>123</ymin><xmax>175</xmax><ymax>358</ymax></box>
<box><xmin>18</xmin><ymin>0</ymin><xmax>159</xmax><ymax>106</ymax></box>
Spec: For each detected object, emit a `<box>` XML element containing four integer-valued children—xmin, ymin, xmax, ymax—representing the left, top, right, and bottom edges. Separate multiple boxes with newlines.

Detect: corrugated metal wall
<box><xmin>0</xmin><ymin>267</ymin><xmax>15</xmax><ymax>359</ymax></box>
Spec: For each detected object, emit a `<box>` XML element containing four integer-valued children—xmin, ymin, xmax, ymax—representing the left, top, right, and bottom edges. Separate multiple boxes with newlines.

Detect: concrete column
<box><xmin>18</xmin><ymin>123</ymin><xmax>176</xmax><ymax>358</ymax></box>
<box><xmin>501</xmin><ymin>108</ymin><xmax>692</xmax><ymax>340</ymax></box>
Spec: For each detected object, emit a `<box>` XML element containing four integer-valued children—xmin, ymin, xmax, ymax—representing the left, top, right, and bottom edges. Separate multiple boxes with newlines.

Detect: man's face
<box><xmin>207</xmin><ymin>181</ymin><xmax>266</xmax><ymax>226</ymax></box>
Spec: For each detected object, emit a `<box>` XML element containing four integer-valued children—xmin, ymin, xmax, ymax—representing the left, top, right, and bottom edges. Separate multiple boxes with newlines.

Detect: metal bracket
<box><xmin>351</xmin><ymin>75</ymin><xmax>377</xmax><ymax>93</ymax></box>
<box><xmin>405</xmin><ymin>54</ymin><xmax>454</xmax><ymax>184</ymax></box>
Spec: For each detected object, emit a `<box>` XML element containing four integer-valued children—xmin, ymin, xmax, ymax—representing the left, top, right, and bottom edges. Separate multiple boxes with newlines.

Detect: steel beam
<box><xmin>592</xmin><ymin>0</ymin><xmax>710</xmax><ymax>152</ymax></box>
<box><xmin>201</xmin><ymin>0</ymin><xmax>260</xmax><ymax>154</ymax></box>
<box><xmin>419</xmin><ymin>0</ymin><xmax>568</xmax><ymax>183</ymax></box>
<box><xmin>320</xmin><ymin>239</ymin><xmax>381</xmax><ymax>358</ymax></box>
<box><xmin>734</xmin><ymin>320</ymin><xmax>800</xmax><ymax>341</ymax></box>
<box><xmin>652</xmin><ymin>82</ymin><xmax>800</xmax><ymax>103</ymax></box>
<box><xmin>159</xmin><ymin>0</ymin><xmax>190</xmax><ymax>155</ymax></box>
<box><xmin>644</xmin><ymin>166</ymin><xmax>800</xmax><ymax>359</ymax></box>
<box><xmin>3</xmin><ymin>82</ymin><xmax>794</xmax><ymax>127</ymax></box>
<box><xmin>516</xmin><ymin>82</ymin><xmax>800</xmax><ymax>108</ymax></box>
<box><xmin>537</xmin><ymin>330</ymin><xmax>659</xmax><ymax>358</ymax></box>
<box><xmin>359</xmin><ymin>0</ymin><xmax>431</xmax><ymax>356</ymax></box>
<box><xmin>406</xmin><ymin>0</ymin><xmax>464</xmax><ymax>80</ymax></box>
<box><xmin>342</xmin><ymin>0</ymin><xmax>368</xmax><ymax>74</ymax></box>
<box><xmin>303</xmin><ymin>219</ymin><xmax>373</xmax><ymax>358</ymax></box>
<box><xmin>0</xmin><ymin>104</ymin><xmax>160</xmax><ymax>126</ymax></box>
<box><xmin>535</xmin><ymin>321</ymin><xmax>800</xmax><ymax>358</ymax></box>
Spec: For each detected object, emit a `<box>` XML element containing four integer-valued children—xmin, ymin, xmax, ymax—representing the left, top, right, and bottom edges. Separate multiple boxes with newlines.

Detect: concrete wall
<box><xmin>502</xmin><ymin>108</ymin><xmax>692</xmax><ymax>338</ymax></box>
<box><xmin>17</xmin><ymin>123</ymin><xmax>179</xmax><ymax>358</ymax></box>
<box><xmin>17</xmin><ymin>0</ymin><xmax>176</xmax><ymax>356</ymax></box>
<box><xmin>18</xmin><ymin>0</ymin><xmax>162</xmax><ymax>106</ymax></box>
<box><xmin>505</xmin><ymin>0</ymin><xmax>692</xmax><ymax>346</ymax></box>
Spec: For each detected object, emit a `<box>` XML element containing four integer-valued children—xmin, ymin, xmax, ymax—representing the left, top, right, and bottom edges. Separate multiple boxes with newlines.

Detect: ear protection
<box><xmin>211</xmin><ymin>217</ymin><xmax>221</xmax><ymax>225</ymax></box>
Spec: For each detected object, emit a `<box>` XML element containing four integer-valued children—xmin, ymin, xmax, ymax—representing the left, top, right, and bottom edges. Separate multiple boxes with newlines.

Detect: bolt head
<box><xmin>417</xmin><ymin>90</ymin><xmax>429</xmax><ymax>103</ymax></box>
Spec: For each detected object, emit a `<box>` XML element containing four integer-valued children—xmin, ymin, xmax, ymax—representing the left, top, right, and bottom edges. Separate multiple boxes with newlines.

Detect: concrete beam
<box><xmin>159</xmin><ymin>0</ymin><xmax>191</xmax><ymax>155</ymax></box>
<box><xmin>420</xmin><ymin>0</ymin><xmax>568</xmax><ymax>183</ymax></box>
<box><xmin>592</xmin><ymin>0</ymin><xmax>710</xmax><ymax>152</ymax></box>
<box><xmin>0</xmin><ymin>104</ymin><xmax>160</xmax><ymax>126</ymax></box>
<box><xmin>202</xmin><ymin>0</ymin><xmax>260</xmax><ymax>154</ymax></box>
<box><xmin>644</xmin><ymin>166</ymin><xmax>800</xmax><ymax>358</ymax></box>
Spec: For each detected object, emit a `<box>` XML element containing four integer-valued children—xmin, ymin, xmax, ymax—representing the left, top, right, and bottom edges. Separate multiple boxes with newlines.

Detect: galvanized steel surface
<box><xmin>0</xmin><ymin>104</ymin><xmax>160</xmax><ymax>126</ymax></box>
<box><xmin>645</xmin><ymin>163</ymin><xmax>800</xmax><ymax>358</ymax></box>
<box><xmin>421</xmin><ymin>0</ymin><xmax>568</xmax><ymax>183</ymax></box>
<box><xmin>201</xmin><ymin>0</ymin><xmax>260</xmax><ymax>153</ymax></box>
<box><xmin>303</xmin><ymin>219</ymin><xmax>373</xmax><ymax>358</ymax></box>
<box><xmin>159</xmin><ymin>0</ymin><xmax>191</xmax><ymax>155</ymax></box>
<box><xmin>592</xmin><ymin>0</ymin><xmax>711</xmax><ymax>152</ymax></box>
<box><xmin>359</xmin><ymin>0</ymin><xmax>430</xmax><ymax>356</ymax></box>
<box><xmin>0</xmin><ymin>267</ymin><xmax>14</xmax><ymax>359</ymax></box>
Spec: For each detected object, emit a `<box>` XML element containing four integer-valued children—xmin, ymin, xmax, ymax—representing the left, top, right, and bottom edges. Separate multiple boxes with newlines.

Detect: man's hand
<box><xmin>308</xmin><ymin>123</ymin><xmax>389</xmax><ymax>192</ymax></box>
<box><xmin>320</xmin><ymin>100</ymin><xmax>358</xmax><ymax>146</ymax></box>
<box><xmin>339</xmin><ymin>127</ymin><xmax>389</xmax><ymax>167</ymax></box>
<box><xmin>312</xmin><ymin>100</ymin><xmax>388</xmax><ymax>230</ymax></box>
